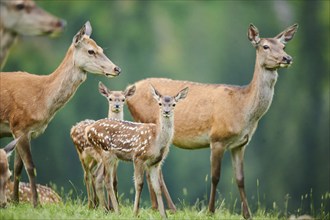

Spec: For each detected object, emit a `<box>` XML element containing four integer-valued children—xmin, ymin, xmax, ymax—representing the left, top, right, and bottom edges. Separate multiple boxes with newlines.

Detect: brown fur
<box><xmin>86</xmin><ymin>86</ymin><xmax>188</xmax><ymax>218</ymax></box>
<box><xmin>127</xmin><ymin>24</ymin><xmax>298</xmax><ymax>219</ymax></box>
<box><xmin>0</xmin><ymin>21</ymin><xmax>121</xmax><ymax>208</ymax></box>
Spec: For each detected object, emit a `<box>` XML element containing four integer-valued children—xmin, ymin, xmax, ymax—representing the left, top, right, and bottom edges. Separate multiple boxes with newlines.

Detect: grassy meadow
<box><xmin>1</xmin><ymin>186</ymin><xmax>328</xmax><ymax>220</ymax></box>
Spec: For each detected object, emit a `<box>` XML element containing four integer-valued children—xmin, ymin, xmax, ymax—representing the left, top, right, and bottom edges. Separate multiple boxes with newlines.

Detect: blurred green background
<box><xmin>1</xmin><ymin>0</ymin><xmax>329</xmax><ymax>215</ymax></box>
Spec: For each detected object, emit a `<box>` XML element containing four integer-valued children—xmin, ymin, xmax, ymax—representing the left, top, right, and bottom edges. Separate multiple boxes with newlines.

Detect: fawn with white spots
<box><xmin>86</xmin><ymin>85</ymin><xmax>189</xmax><ymax>218</ymax></box>
<box><xmin>1</xmin><ymin>138</ymin><xmax>60</xmax><ymax>208</ymax></box>
<box><xmin>0</xmin><ymin>21</ymin><xmax>121</xmax><ymax>208</ymax></box>
<box><xmin>127</xmin><ymin>24</ymin><xmax>298</xmax><ymax>219</ymax></box>
<box><xmin>70</xmin><ymin>82</ymin><xmax>135</xmax><ymax>210</ymax></box>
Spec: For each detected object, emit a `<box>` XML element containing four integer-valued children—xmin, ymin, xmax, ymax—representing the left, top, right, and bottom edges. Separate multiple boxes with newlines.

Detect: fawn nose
<box><xmin>282</xmin><ymin>55</ymin><xmax>292</xmax><ymax>64</ymax></box>
<box><xmin>114</xmin><ymin>66</ymin><xmax>121</xmax><ymax>75</ymax></box>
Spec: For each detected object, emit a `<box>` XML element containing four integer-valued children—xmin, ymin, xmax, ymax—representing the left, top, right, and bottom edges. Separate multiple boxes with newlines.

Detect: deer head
<box><xmin>150</xmin><ymin>85</ymin><xmax>189</xmax><ymax>118</ymax></box>
<box><xmin>72</xmin><ymin>21</ymin><xmax>121</xmax><ymax>77</ymax></box>
<box><xmin>248</xmin><ymin>23</ymin><xmax>298</xmax><ymax>70</ymax></box>
<box><xmin>98</xmin><ymin>82</ymin><xmax>136</xmax><ymax>114</ymax></box>
<box><xmin>0</xmin><ymin>0</ymin><xmax>66</xmax><ymax>36</ymax></box>
<box><xmin>0</xmin><ymin>138</ymin><xmax>19</xmax><ymax>208</ymax></box>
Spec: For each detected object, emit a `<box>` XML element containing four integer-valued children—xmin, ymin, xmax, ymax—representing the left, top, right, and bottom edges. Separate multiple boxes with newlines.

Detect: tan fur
<box><xmin>70</xmin><ymin>83</ymin><xmax>135</xmax><ymax>210</ymax></box>
<box><xmin>127</xmin><ymin>24</ymin><xmax>298</xmax><ymax>219</ymax></box>
<box><xmin>86</xmin><ymin>86</ymin><xmax>188</xmax><ymax>218</ymax></box>
<box><xmin>0</xmin><ymin>0</ymin><xmax>65</xmax><ymax>68</ymax></box>
<box><xmin>6</xmin><ymin>181</ymin><xmax>61</xmax><ymax>205</ymax></box>
<box><xmin>0</xmin><ymin>21</ymin><xmax>121</xmax><ymax>208</ymax></box>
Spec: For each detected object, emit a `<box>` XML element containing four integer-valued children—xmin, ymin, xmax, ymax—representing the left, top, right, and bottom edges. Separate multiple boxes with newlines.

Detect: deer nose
<box><xmin>282</xmin><ymin>55</ymin><xmax>292</xmax><ymax>64</ymax></box>
<box><xmin>114</xmin><ymin>66</ymin><xmax>121</xmax><ymax>74</ymax></box>
<box><xmin>115</xmin><ymin>104</ymin><xmax>120</xmax><ymax>109</ymax></box>
<box><xmin>53</xmin><ymin>19</ymin><xmax>66</xmax><ymax>28</ymax></box>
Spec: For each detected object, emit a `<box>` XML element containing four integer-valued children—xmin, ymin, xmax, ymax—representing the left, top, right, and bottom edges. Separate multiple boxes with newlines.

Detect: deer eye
<box><xmin>16</xmin><ymin>3</ymin><xmax>25</xmax><ymax>10</ymax></box>
<box><xmin>172</xmin><ymin>103</ymin><xmax>176</xmax><ymax>107</ymax></box>
<box><xmin>263</xmin><ymin>45</ymin><xmax>270</xmax><ymax>50</ymax></box>
<box><xmin>88</xmin><ymin>50</ymin><xmax>95</xmax><ymax>55</ymax></box>
<box><xmin>121</xmin><ymin>99</ymin><xmax>125</xmax><ymax>102</ymax></box>
<box><xmin>158</xmin><ymin>103</ymin><xmax>162</xmax><ymax>106</ymax></box>
<box><xmin>109</xmin><ymin>98</ymin><xmax>112</xmax><ymax>101</ymax></box>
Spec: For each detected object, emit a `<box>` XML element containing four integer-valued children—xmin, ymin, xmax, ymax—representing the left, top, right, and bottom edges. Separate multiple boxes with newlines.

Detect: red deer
<box><xmin>0</xmin><ymin>21</ymin><xmax>121</xmax><ymax>207</ymax></box>
<box><xmin>86</xmin><ymin>85</ymin><xmax>189</xmax><ymax>218</ymax></box>
<box><xmin>70</xmin><ymin>82</ymin><xmax>135</xmax><ymax>209</ymax></box>
<box><xmin>126</xmin><ymin>24</ymin><xmax>298</xmax><ymax>219</ymax></box>
<box><xmin>0</xmin><ymin>0</ymin><xmax>66</xmax><ymax>68</ymax></box>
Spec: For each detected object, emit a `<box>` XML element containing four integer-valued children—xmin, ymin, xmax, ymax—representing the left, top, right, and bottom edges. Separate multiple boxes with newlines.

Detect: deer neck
<box><xmin>108</xmin><ymin>110</ymin><xmax>123</xmax><ymax>121</ymax></box>
<box><xmin>246</xmin><ymin>54</ymin><xmax>278</xmax><ymax>121</ymax></box>
<box><xmin>155</xmin><ymin>114</ymin><xmax>174</xmax><ymax>151</ymax></box>
<box><xmin>45</xmin><ymin>45</ymin><xmax>87</xmax><ymax>116</ymax></box>
<box><xmin>0</xmin><ymin>23</ymin><xmax>18</xmax><ymax>68</ymax></box>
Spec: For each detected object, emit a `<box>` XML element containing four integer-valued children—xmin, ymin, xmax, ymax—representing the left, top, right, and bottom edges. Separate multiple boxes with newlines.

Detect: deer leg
<box><xmin>231</xmin><ymin>146</ymin><xmax>251</xmax><ymax>219</ymax></box>
<box><xmin>208</xmin><ymin>141</ymin><xmax>225</xmax><ymax>213</ymax></box>
<box><xmin>88</xmin><ymin>159</ymin><xmax>99</xmax><ymax>208</ymax></box>
<box><xmin>14</xmin><ymin>135</ymin><xmax>39</xmax><ymax>207</ymax></box>
<box><xmin>104</xmin><ymin>161</ymin><xmax>119</xmax><ymax>213</ymax></box>
<box><xmin>149</xmin><ymin>166</ymin><xmax>167</xmax><ymax>219</ymax></box>
<box><xmin>81</xmin><ymin>158</ymin><xmax>93</xmax><ymax>209</ymax></box>
<box><xmin>113</xmin><ymin>161</ymin><xmax>119</xmax><ymax>204</ymax></box>
<box><xmin>12</xmin><ymin>149</ymin><xmax>24</xmax><ymax>203</ymax></box>
<box><xmin>133</xmin><ymin>161</ymin><xmax>144</xmax><ymax>216</ymax></box>
<box><xmin>160</xmin><ymin>170</ymin><xmax>176</xmax><ymax>212</ymax></box>
<box><xmin>146</xmin><ymin>172</ymin><xmax>158</xmax><ymax>210</ymax></box>
<box><xmin>94</xmin><ymin>162</ymin><xmax>108</xmax><ymax>211</ymax></box>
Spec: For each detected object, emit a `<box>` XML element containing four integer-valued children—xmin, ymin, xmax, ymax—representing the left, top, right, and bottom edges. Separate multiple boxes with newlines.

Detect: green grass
<box><xmin>1</xmin><ymin>182</ymin><xmax>329</xmax><ymax>220</ymax></box>
<box><xmin>1</xmin><ymin>192</ymin><xmax>329</xmax><ymax>220</ymax></box>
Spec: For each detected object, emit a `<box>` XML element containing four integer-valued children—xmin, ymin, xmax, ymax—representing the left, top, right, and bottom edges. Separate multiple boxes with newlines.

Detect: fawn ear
<box><xmin>275</xmin><ymin>23</ymin><xmax>298</xmax><ymax>44</ymax></box>
<box><xmin>98</xmin><ymin>81</ymin><xmax>110</xmax><ymax>98</ymax></box>
<box><xmin>248</xmin><ymin>24</ymin><xmax>260</xmax><ymax>47</ymax></box>
<box><xmin>175</xmin><ymin>87</ymin><xmax>189</xmax><ymax>102</ymax></box>
<box><xmin>124</xmin><ymin>85</ymin><xmax>136</xmax><ymax>99</ymax></box>
<box><xmin>150</xmin><ymin>84</ymin><xmax>162</xmax><ymax>101</ymax></box>
<box><xmin>4</xmin><ymin>137</ymin><xmax>19</xmax><ymax>157</ymax></box>
<box><xmin>73</xmin><ymin>21</ymin><xmax>92</xmax><ymax>46</ymax></box>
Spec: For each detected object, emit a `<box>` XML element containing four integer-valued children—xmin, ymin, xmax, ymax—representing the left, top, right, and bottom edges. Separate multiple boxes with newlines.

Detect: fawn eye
<box><xmin>158</xmin><ymin>103</ymin><xmax>162</xmax><ymax>106</ymax></box>
<box><xmin>16</xmin><ymin>3</ymin><xmax>25</xmax><ymax>10</ymax></box>
<box><xmin>88</xmin><ymin>50</ymin><xmax>95</xmax><ymax>55</ymax></box>
<box><xmin>263</xmin><ymin>45</ymin><xmax>269</xmax><ymax>50</ymax></box>
<box><xmin>109</xmin><ymin>98</ymin><xmax>112</xmax><ymax>101</ymax></box>
<box><xmin>121</xmin><ymin>99</ymin><xmax>125</xmax><ymax>102</ymax></box>
<box><xmin>172</xmin><ymin>103</ymin><xmax>176</xmax><ymax>107</ymax></box>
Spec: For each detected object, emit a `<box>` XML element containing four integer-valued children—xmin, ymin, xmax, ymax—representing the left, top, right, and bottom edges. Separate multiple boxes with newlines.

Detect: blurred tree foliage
<box><xmin>1</xmin><ymin>0</ymin><xmax>329</xmax><ymax>214</ymax></box>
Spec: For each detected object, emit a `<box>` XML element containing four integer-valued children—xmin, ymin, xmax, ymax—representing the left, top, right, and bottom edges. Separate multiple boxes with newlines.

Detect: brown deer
<box><xmin>6</xmin><ymin>182</ymin><xmax>62</xmax><ymax>205</ymax></box>
<box><xmin>0</xmin><ymin>21</ymin><xmax>121</xmax><ymax>208</ymax></box>
<box><xmin>0</xmin><ymin>138</ymin><xmax>18</xmax><ymax>208</ymax></box>
<box><xmin>126</xmin><ymin>24</ymin><xmax>298</xmax><ymax>219</ymax></box>
<box><xmin>70</xmin><ymin>82</ymin><xmax>136</xmax><ymax>209</ymax></box>
<box><xmin>0</xmin><ymin>0</ymin><xmax>66</xmax><ymax>68</ymax></box>
<box><xmin>86</xmin><ymin>85</ymin><xmax>189</xmax><ymax>218</ymax></box>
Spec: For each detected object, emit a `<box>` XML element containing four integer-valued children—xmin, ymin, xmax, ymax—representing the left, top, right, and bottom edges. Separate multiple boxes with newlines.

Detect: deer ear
<box><xmin>247</xmin><ymin>24</ymin><xmax>260</xmax><ymax>47</ymax></box>
<box><xmin>4</xmin><ymin>137</ymin><xmax>19</xmax><ymax>157</ymax></box>
<box><xmin>124</xmin><ymin>85</ymin><xmax>136</xmax><ymax>99</ymax></box>
<box><xmin>98</xmin><ymin>81</ymin><xmax>110</xmax><ymax>98</ymax></box>
<box><xmin>275</xmin><ymin>23</ymin><xmax>298</xmax><ymax>44</ymax></box>
<box><xmin>73</xmin><ymin>21</ymin><xmax>92</xmax><ymax>46</ymax></box>
<box><xmin>150</xmin><ymin>84</ymin><xmax>162</xmax><ymax>101</ymax></box>
<box><xmin>175</xmin><ymin>87</ymin><xmax>189</xmax><ymax>102</ymax></box>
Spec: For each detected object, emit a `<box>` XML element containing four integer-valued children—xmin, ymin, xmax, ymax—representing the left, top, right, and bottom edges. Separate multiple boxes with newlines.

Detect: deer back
<box><xmin>86</xmin><ymin>118</ymin><xmax>157</xmax><ymax>161</ymax></box>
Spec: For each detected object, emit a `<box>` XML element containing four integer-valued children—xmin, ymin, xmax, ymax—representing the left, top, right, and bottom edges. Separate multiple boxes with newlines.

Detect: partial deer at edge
<box><xmin>0</xmin><ymin>0</ymin><xmax>66</xmax><ymax>69</ymax></box>
<box><xmin>127</xmin><ymin>24</ymin><xmax>298</xmax><ymax>219</ymax></box>
<box><xmin>70</xmin><ymin>82</ymin><xmax>136</xmax><ymax>210</ymax></box>
<box><xmin>86</xmin><ymin>85</ymin><xmax>189</xmax><ymax>218</ymax></box>
<box><xmin>0</xmin><ymin>138</ymin><xmax>18</xmax><ymax>208</ymax></box>
<box><xmin>0</xmin><ymin>21</ymin><xmax>121</xmax><ymax>208</ymax></box>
